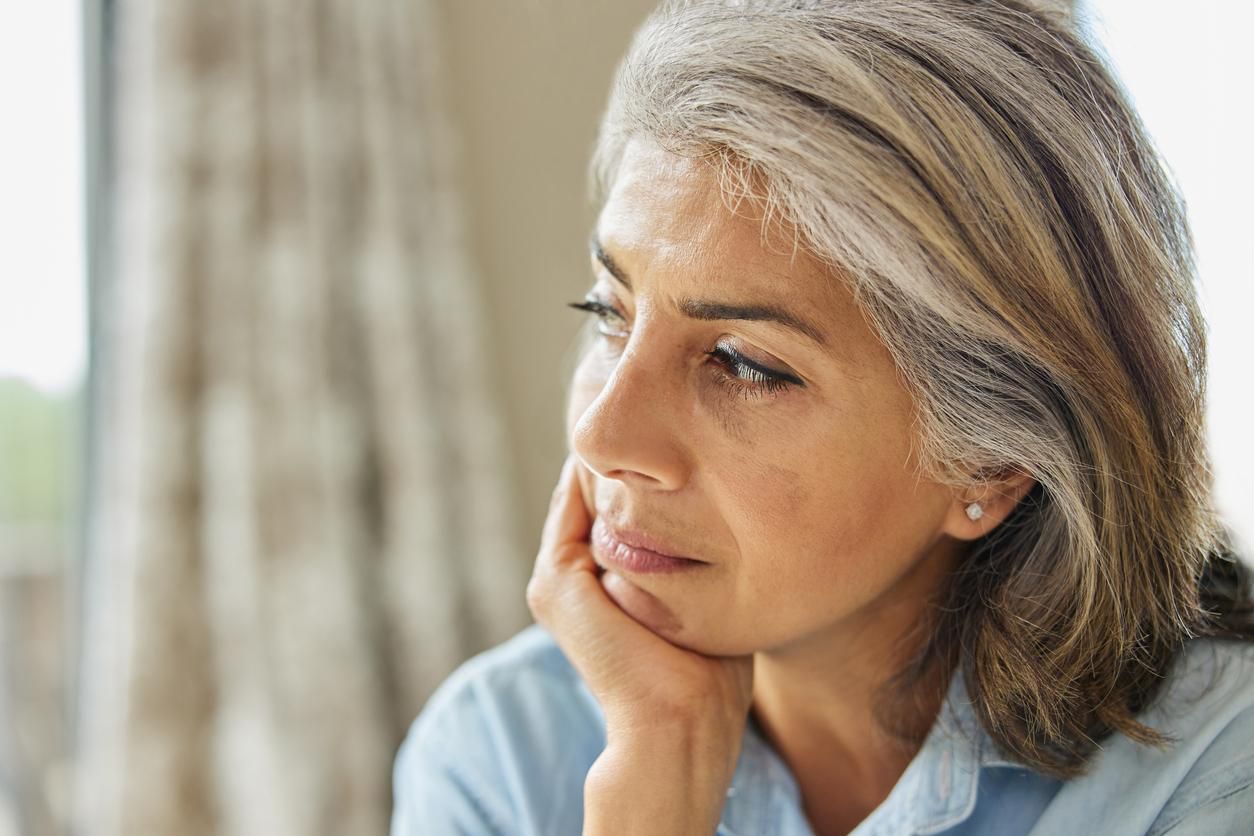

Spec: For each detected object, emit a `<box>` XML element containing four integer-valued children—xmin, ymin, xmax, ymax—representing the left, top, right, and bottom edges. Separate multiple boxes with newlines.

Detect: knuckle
<box><xmin>524</xmin><ymin>573</ymin><xmax>550</xmax><ymax>618</ymax></box>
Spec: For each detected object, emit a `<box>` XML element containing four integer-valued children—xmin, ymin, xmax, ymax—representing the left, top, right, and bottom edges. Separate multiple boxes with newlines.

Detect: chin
<box><xmin>660</xmin><ymin>618</ymin><xmax>757</xmax><ymax>658</ymax></box>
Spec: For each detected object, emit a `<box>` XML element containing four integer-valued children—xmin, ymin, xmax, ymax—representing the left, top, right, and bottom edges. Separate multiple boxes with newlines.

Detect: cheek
<box><xmin>722</xmin><ymin>447</ymin><xmax>807</xmax><ymax>538</ymax></box>
<box><xmin>723</xmin><ymin>423</ymin><xmax>916</xmax><ymax>587</ymax></box>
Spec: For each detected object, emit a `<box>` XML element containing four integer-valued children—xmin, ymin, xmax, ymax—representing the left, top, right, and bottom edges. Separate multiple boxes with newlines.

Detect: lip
<box><xmin>590</xmin><ymin>517</ymin><xmax>707</xmax><ymax>575</ymax></box>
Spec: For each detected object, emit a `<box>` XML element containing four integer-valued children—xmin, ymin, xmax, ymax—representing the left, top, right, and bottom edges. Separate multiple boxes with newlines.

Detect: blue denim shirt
<box><xmin>392</xmin><ymin>624</ymin><xmax>1254</xmax><ymax>835</ymax></box>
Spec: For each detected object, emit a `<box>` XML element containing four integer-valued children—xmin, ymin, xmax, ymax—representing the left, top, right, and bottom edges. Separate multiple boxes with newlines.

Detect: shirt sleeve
<box><xmin>390</xmin><ymin>720</ymin><xmax>513</xmax><ymax>836</ymax></box>
<box><xmin>388</xmin><ymin>627</ymin><xmax>603</xmax><ymax>836</ymax></box>
<box><xmin>1150</xmin><ymin>780</ymin><xmax>1254</xmax><ymax>835</ymax></box>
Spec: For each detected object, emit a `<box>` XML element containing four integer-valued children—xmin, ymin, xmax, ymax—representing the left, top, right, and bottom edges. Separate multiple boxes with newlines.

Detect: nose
<box><xmin>569</xmin><ymin>329</ymin><xmax>690</xmax><ymax>492</ymax></box>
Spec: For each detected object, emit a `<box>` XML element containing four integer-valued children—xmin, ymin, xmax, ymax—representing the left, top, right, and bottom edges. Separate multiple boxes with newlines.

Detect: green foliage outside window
<box><xmin>0</xmin><ymin>376</ymin><xmax>81</xmax><ymax>562</ymax></box>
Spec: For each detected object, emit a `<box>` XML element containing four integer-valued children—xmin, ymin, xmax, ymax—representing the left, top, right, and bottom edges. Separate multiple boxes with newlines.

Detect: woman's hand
<box><xmin>525</xmin><ymin>453</ymin><xmax>755</xmax><ymax>836</ymax></box>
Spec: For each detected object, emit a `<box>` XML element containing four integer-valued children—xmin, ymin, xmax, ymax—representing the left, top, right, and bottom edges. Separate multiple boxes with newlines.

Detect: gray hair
<box><xmin>585</xmin><ymin>0</ymin><xmax>1251</xmax><ymax>777</ymax></box>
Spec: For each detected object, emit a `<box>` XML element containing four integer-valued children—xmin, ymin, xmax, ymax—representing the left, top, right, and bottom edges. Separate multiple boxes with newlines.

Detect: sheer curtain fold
<box><xmin>75</xmin><ymin>1</ymin><xmax>530</xmax><ymax>834</ymax></box>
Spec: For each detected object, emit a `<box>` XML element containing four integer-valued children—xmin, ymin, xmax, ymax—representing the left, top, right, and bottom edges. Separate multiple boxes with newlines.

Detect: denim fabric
<box><xmin>392</xmin><ymin>625</ymin><xmax>1254</xmax><ymax>835</ymax></box>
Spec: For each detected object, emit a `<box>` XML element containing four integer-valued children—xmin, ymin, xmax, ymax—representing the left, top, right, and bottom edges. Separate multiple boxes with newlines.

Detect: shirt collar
<box><xmin>720</xmin><ymin>664</ymin><xmax>1024</xmax><ymax>836</ymax></box>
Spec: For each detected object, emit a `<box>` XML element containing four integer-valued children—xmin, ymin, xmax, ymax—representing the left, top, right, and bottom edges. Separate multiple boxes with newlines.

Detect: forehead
<box><xmin>596</xmin><ymin>137</ymin><xmax>861</xmax><ymax>333</ymax></box>
<box><xmin>599</xmin><ymin>140</ymin><xmax>784</xmax><ymax>276</ymax></box>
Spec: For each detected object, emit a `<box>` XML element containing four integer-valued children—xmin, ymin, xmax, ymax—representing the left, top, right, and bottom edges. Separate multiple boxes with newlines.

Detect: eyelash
<box><xmin>566</xmin><ymin>298</ymin><xmax>798</xmax><ymax>399</ymax></box>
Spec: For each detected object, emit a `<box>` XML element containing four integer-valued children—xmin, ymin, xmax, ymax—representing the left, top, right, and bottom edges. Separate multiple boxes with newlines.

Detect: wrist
<box><xmin>583</xmin><ymin>723</ymin><xmax>744</xmax><ymax>836</ymax></box>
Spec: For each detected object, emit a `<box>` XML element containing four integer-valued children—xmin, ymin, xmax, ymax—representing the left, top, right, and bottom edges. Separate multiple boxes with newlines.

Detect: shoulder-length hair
<box><xmin>587</xmin><ymin>0</ymin><xmax>1254</xmax><ymax>778</ymax></box>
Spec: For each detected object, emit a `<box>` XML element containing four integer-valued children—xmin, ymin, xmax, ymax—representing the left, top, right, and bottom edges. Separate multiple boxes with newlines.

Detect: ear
<box><xmin>939</xmin><ymin>467</ymin><xmax>1037</xmax><ymax>542</ymax></box>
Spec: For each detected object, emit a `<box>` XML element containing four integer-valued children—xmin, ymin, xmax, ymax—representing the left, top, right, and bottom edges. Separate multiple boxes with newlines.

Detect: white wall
<box><xmin>1080</xmin><ymin>0</ymin><xmax>1254</xmax><ymax>554</ymax></box>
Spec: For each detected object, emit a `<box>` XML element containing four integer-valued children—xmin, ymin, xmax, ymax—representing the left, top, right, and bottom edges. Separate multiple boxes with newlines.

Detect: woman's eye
<box><xmin>566</xmin><ymin>298</ymin><xmax>628</xmax><ymax>337</ymax></box>
<box><xmin>565</xmin><ymin>299</ymin><xmax>802</xmax><ymax>400</ymax></box>
<box><xmin>705</xmin><ymin>344</ymin><xmax>800</xmax><ymax>399</ymax></box>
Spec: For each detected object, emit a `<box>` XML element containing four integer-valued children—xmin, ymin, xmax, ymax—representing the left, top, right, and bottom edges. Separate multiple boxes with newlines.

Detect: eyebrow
<box><xmin>590</xmin><ymin>237</ymin><xmax>830</xmax><ymax>348</ymax></box>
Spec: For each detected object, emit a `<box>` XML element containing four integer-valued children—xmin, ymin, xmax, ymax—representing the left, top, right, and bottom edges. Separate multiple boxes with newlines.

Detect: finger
<box><xmin>600</xmin><ymin>569</ymin><xmax>682</xmax><ymax>635</ymax></box>
<box><xmin>529</xmin><ymin>459</ymin><xmax>677</xmax><ymax>699</ymax></box>
<box><xmin>542</xmin><ymin>569</ymin><xmax>669</xmax><ymax>715</ymax></box>
<box><xmin>538</xmin><ymin>453</ymin><xmax>593</xmax><ymax>568</ymax></box>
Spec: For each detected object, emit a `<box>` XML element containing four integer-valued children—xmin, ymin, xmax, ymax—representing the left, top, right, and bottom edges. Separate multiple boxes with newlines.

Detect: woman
<box><xmin>392</xmin><ymin>1</ymin><xmax>1254</xmax><ymax>833</ymax></box>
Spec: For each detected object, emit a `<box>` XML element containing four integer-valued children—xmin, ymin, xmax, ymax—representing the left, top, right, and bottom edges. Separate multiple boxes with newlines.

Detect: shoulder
<box><xmin>406</xmin><ymin>623</ymin><xmax>603</xmax><ymax>749</ymax></box>
<box><xmin>1141</xmin><ymin>638</ymin><xmax>1254</xmax><ymax>835</ymax></box>
<box><xmin>1026</xmin><ymin>638</ymin><xmax>1254</xmax><ymax>835</ymax></box>
<box><xmin>391</xmin><ymin>624</ymin><xmax>604</xmax><ymax>835</ymax></box>
<box><xmin>1156</xmin><ymin>634</ymin><xmax>1254</xmax><ymax>716</ymax></box>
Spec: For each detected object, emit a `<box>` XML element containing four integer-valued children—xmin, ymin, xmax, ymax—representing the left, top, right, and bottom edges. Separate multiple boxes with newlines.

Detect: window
<box><xmin>0</xmin><ymin>4</ymin><xmax>89</xmax><ymax>834</ymax></box>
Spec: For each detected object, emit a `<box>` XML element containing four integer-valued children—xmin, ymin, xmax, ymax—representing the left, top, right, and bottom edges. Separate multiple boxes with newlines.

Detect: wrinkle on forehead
<box><xmin>598</xmin><ymin>137</ymin><xmax>896</xmax><ymax>379</ymax></box>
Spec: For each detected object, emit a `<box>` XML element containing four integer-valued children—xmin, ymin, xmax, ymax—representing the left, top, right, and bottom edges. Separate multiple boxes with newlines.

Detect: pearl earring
<box><xmin>965</xmin><ymin>502</ymin><xmax>984</xmax><ymax>521</ymax></box>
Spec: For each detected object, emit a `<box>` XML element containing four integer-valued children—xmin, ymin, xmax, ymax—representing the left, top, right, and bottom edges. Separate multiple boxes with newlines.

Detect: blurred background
<box><xmin>0</xmin><ymin>1</ymin><xmax>1248</xmax><ymax>835</ymax></box>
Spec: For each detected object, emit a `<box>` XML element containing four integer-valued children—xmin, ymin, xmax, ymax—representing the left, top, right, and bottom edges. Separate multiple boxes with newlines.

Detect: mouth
<box><xmin>590</xmin><ymin>517</ymin><xmax>708</xmax><ymax>575</ymax></box>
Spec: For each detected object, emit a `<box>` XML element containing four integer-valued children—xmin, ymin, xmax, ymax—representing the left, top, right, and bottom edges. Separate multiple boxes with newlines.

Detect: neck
<box><xmin>749</xmin><ymin>541</ymin><xmax>962</xmax><ymax>832</ymax></box>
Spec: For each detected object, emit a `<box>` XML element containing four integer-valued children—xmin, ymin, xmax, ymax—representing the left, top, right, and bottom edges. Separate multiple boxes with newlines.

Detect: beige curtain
<box><xmin>73</xmin><ymin>1</ymin><xmax>531</xmax><ymax>834</ymax></box>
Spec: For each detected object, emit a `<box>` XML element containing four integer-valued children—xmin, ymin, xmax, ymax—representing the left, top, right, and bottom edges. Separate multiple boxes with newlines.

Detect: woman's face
<box><xmin>567</xmin><ymin>137</ymin><xmax>971</xmax><ymax>657</ymax></box>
